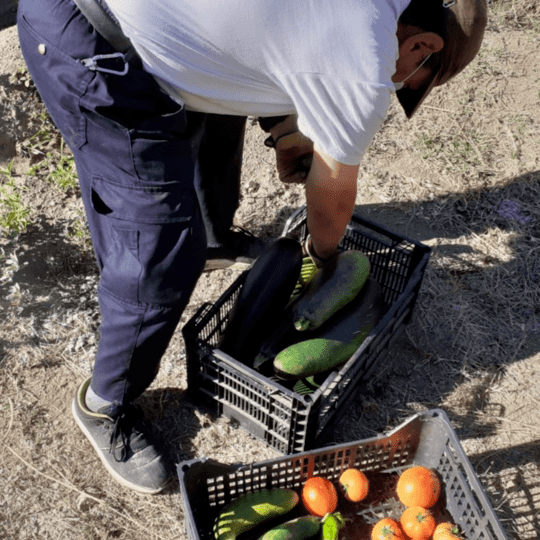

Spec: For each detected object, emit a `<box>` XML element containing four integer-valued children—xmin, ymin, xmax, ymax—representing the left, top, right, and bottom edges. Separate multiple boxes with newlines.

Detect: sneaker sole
<box><xmin>71</xmin><ymin>398</ymin><xmax>172</xmax><ymax>495</ymax></box>
<box><xmin>204</xmin><ymin>260</ymin><xmax>251</xmax><ymax>272</ymax></box>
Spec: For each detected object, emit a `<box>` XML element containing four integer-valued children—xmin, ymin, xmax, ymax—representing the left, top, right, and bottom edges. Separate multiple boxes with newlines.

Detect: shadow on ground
<box><xmin>0</xmin><ymin>0</ymin><xmax>16</xmax><ymax>32</ymax></box>
<box><xmin>265</xmin><ymin>169</ymin><xmax>540</xmax><ymax>469</ymax></box>
<box><xmin>0</xmin><ymin>214</ymin><xmax>97</xmax><ymax>312</ymax></box>
<box><xmin>473</xmin><ymin>440</ymin><xmax>540</xmax><ymax>539</ymax></box>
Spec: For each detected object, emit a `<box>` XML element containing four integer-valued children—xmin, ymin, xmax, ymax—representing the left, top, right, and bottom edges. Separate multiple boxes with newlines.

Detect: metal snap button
<box><xmin>38</xmin><ymin>44</ymin><xmax>47</xmax><ymax>55</ymax></box>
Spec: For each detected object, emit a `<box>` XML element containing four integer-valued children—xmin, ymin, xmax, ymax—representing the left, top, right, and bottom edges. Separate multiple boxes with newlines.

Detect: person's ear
<box><xmin>399</xmin><ymin>32</ymin><xmax>444</xmax><ymax>60</ymax></box>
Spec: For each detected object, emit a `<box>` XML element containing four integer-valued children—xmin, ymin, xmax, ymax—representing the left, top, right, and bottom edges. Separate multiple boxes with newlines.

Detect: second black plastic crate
<box><xmin>183</xmin><ymin>207</ymin><xmax>431</xmax><ymax>454</ymax></box>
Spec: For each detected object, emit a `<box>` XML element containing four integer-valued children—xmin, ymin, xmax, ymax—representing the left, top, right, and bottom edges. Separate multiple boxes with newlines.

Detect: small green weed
<box><xmin>71</xmin><ymin>214</ymin><xmax>91</xmax><ymax>244</ymax></box>
<box><xmin>0</xmin><ymin>162</ymin><xmax>31</xmax><ymax>234</ymax></box>
<box><xmin>52</xmin><ymin>155</ymin><xmax>77</xmax><ymax>190</ymax></box>
<box><xmin>29</xmin><ymin>152</ymin><xmax>77</xmax><ymax>191</ymax></box>
<box><xmin>67</xmin><ymin>209</ymin><xmax>93</xmax><ymax>255</ymax></box>
<box><xmin>414</xmin><ymin>132</ymin><xmax>440</xmax><ymax>160</ymax></box>
<box><xmin>506</xmin><ymin>113</ymin><xmax>532</xmax><ymax>138</ymax></box>
<box><xmin>414</xmin><ymin>128</ymin><xmax>490</xmax><ymax>173</ymax></box>
<box><xmin>0</xmin><ymin>160</ymin><xmax>15</xmax><ymax>179</ymax></box>
<box><xmin>27</xmin><ymin>114</ymin><xmax>55</xmax><ymax>148</ymax></box>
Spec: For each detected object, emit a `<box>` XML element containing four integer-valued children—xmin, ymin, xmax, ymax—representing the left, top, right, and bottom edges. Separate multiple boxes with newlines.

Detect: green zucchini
<box><xmin>214</xmin><ymin>488</ymin><xmax>299</xmax><ymax>540</ymax></box>
<box><xmin>274</xmin><ymin>277</ymin><xmax>384</xmax><ymax>379</ymax></box>
<box><xmin>258</xmin><ymin>515</ymin><xmax>321</xmax><ymax>540</ymax></box>
<box><xmin>292</xmin><ymin>250</ymin><xmax>370</xmax><ymax>331</ymax></box>
<box><xmin>219</xmin><ymin>237</ymin><xmax>303</xmax><ymax>364</ymax></box>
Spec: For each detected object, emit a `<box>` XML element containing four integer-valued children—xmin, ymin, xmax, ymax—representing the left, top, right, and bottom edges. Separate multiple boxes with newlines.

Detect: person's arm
<box><xmin>304</xmin><ymin>145</ymin><xmax>359</xmax><ymax>260</ymax></box>
<box><xmin>266</xmin><ymin>117</ymin><xmax>358</xmax><ymax>256</ymax></box>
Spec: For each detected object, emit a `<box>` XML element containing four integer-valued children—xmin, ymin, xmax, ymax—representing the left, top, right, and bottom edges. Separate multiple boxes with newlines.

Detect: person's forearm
<box><xmin>305</xmin><ymin>147</ymin><xmax>358</xmax><ymax>260</ymax></box>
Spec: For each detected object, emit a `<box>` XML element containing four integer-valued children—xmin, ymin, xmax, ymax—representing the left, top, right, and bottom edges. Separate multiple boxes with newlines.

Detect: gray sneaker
<box><xmin>204</xmin><ymin>228</ymin><xmax>270</xmax><ymax>271</ymax></box>
<box><xmin>72</xmin><ymin>379</ymin><xmax>174</xmax><ymax>494</ymax></box>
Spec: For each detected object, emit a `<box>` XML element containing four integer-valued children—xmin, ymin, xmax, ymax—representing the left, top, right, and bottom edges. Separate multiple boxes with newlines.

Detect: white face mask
<box><xmin>394</xmin><ymin>53</ymin><xmax>433</xmax><ymax>91</ymax></box>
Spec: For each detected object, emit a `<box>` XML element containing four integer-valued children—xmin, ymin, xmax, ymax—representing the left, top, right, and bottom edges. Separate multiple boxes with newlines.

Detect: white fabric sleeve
<box><xmin>279</xmin><ymin>73</ymin><xmax>392</xmax><ymax>166</ymax></box>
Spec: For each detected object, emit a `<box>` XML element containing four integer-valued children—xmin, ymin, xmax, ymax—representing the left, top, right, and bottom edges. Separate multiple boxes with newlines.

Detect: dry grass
<box><xmin>1</xmin><ymin>1</ymin><xmax>540</xmax><ymax>539</ymax></box>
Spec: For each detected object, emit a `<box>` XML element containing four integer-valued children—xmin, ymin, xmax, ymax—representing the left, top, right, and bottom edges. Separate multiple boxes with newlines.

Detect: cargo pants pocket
<box><xmin>91</xmin><ymin>176</ymin><xmax>206</xmax><ymax>308</ymax></box>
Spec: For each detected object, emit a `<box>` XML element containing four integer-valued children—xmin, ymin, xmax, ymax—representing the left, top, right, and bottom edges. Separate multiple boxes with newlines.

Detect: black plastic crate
<box><xmin>182</xmin><ymin>207</ymin><xmax>431</xmax><ymax>454</ymax></box>
<box><xmin>178</xmin><ymin>409</ymin><xmax>508</xmax><ymax>540</ymax></box>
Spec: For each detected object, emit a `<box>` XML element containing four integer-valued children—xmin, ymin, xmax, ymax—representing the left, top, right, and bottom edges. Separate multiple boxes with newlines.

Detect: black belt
<box><xmin>73</xmin><ymin>0</ymin><xmax>140</xmax><ymax>64</ymax></box>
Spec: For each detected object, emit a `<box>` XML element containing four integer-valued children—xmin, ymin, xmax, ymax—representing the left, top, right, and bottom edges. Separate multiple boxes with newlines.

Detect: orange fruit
<box><xmin>371</xmin><ymin>518</ymin><xmax>406</xmax><ymax>540</ymax></box>
<box><xmin>433</xmin><ymin>522</ymin><xmax>462</xmax><ymax>539</ymax></box>
<box><xmin>339</xmin><ymin>468</ymin><xmax>369</xmax><ymax>502</ymax></box>
<box><xmin>301</xmin><ymin>476</ymin><xmax>338</xmax><ymax>516</ymax></box>
<box><xmin>400</xmin><ymin>506</ymin><xmax>436</xmax><ymax>540</ymax></box>
<box><xmin>396</xmin><ymin>466</ymin><xmax>441</xmax><ymax>508</ymax></box>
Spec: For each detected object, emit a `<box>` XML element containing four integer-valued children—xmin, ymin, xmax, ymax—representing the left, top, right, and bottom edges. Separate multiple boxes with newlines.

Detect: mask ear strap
<box><xmin>404</xmin><ymin>53</ymin><xmax>433</xmax><ymax>84</ymax></box>
<box><xmin>395</xmin><ymin>52</ymin><xmax>433</xmax><ymax>90</ymax></box>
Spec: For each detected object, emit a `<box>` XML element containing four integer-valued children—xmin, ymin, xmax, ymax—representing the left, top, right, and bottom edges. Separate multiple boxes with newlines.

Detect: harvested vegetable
<box><xmin>257</xmin><ymin>515</ymin><xmax>321</xmax><ymax>540</ymax></box>
<box><xmin>219</xmin><ymin>237</ymin><xmax>302</xmax><ymax>364</ymax></box>
<box><xmin>252</xmin><ymin>306</ymin><xmax>298</xmax><ymax>371</ymax></box>
<box><xmin>274</xmin><ymin>277</ymin><xmax>384</xmax><ymax>379</ymax></box>
<box><xmin>400</xmin><ymin>507</ymin><xmax>436</xmax><ymax>540</ymax></box>
<box><xmin>292</xmin><ymin>250</ymin><xmax>370</xmax><ymax>331</ymax></box>
<box><xmin>371</xmin><ymin>518</ymin><xmax>406</xmax><ymax>540</ymax></box>
<box><xmin>213</xmin><ymin>488</ymin><xmax>299</xmax><ymax>540</ymax></box>
<box><xmin>321</xmin><ymin>512</ymin><xmax>346</xmax><ymax>540</ymax></box>
<box><xmin>433</xmin><ymin>522</ymin><xmax>463</xmax><ymax>540</ymax></box>
<box><xmin>396</xmin><ymin>466</ymin><xmax>441</xmax><ymax>508</ymax></box>
<box><xmin>339</xmin><ymin>468</ymin><xmax>369</xmax><ymax>502</ymax></box>
<box><xmin>302</xmin><ymin>476</ymin><xmax>338</xmax><ymax>517</ymax></box>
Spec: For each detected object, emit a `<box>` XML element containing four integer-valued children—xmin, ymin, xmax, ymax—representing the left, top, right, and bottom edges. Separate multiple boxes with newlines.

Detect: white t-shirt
<box><xmin>107</xmin><ymin>0</ymin><xmax>410</xmax><ymax>165</ymax></box>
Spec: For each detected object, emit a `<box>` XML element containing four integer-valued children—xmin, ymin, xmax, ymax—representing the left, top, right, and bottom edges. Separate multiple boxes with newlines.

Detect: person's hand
<box><xmin>273</xmin><ymin>132</ymin><xmax>313</xmax><ymax>184</ymax></box>
<box><xmin>263</xmin><ymin>115</ymin><xmax>313</xmax><ymax>184</ymax></box>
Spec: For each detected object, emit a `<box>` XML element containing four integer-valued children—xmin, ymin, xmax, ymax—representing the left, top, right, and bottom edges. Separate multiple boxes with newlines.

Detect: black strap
<box><xmin>258</xmin><ymin>115</ymin><xmax>290</xmax><ymax>132</ymax></box>
<box><xmin>263</xmin><ymin>130</ymin><xmax>299</xmax><ymax>148</ymax></box>
<box><xmin>72</xmin><ymin>0</ymin><xmax>139</xmax><ymax>62</ymax></box>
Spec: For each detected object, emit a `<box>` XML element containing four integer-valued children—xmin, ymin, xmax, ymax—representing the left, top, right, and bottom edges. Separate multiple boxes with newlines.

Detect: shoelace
<box><xmin>108</xmin><ymin>406</ymin><xmax>139</xmax><ymax>462</ymax></box>
<box><xmin>230</xmin><ymin>225</ymin><xmax>258</xmax><ymax>239</ymax></box>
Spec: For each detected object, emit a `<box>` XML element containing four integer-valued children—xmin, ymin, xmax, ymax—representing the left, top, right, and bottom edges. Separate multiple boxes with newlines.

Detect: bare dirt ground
<box><xmin>1</xmin><ymin>2</ymin><xmax>540</xmax><ymax>539</ymax></box>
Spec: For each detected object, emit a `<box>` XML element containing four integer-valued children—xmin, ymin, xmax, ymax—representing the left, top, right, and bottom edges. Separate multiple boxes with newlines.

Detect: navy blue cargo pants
<box><xmin>18</xmin><ymin>0</ymin><xmax>246</xmax><ymax>406</ymax></box>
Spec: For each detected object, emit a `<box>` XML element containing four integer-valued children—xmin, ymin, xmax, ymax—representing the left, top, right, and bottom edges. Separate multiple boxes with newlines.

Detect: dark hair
<box><xmin>398</xmin><ymin>0</ymin><xmax>447</xmax><ymax>71</ymax></box>
<box><xmin>399</xmin><ymin>0</ymin><xmax>446</xmax><ymax>36</ymax></box>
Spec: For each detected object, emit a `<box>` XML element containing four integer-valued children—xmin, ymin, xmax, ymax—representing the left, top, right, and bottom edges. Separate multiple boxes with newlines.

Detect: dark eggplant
<box><xmin>252</xmin><ymin>306</ymin><xmax>299</xmax><ymax>372</ymax></box>
<box><xmin>218</xmin><ymin>236</ymin><xmax>303</xmax><ymax>364</ymax></box>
